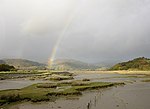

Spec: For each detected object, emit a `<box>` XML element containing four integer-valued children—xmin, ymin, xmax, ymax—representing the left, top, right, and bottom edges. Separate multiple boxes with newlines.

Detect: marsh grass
<box><xmin>0</xmin><ymin>81</ymin><xmax>125</xmax><ymax>106</ymax></box>
<box><xmin>82</xmin><ymin>78</ymin><xmax>90</xmax><ymax>81</ymax></box>
<box><xmin>37</xmin><ymin>83</ymin><xmax>57</xmax><ymax>88</ymax></box>
<box><xmin>141</xmin><ymin>79</ymin><xmax>150</xmax><ymax>82</ymax></box>
<box><xmin>49</xmin><ymin>75</ymin><xmax>73</xmax><ymax>81</ymax></box>
<box><xmin>0</xmin><ymin>71</ymin><xmax>74</xmax><ymax>81</ymax></box>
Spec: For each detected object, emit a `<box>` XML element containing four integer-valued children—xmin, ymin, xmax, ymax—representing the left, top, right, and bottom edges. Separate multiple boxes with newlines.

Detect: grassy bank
<box><xmin>73</xmin><ymin>70</ymin><xmax>150</xmax><ymax>75</ymax></box>
<box><xmin>0</xmin><ymin>71</ymin><xmax>74</xmax><ymax>80</ymax></box>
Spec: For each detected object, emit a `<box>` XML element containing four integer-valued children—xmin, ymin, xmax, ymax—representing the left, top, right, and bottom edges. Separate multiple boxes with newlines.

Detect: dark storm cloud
<box><xmin>0</xmin><ymin>0</ymin><xmax>150</xmax><ymax>63</ymax></box>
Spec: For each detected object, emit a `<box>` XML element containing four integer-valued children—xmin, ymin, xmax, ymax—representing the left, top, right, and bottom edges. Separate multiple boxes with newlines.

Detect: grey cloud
<box><xmin>0</xmin><ymin>0</ymin><xmax>150</xmax><ymax>63</ymax></box>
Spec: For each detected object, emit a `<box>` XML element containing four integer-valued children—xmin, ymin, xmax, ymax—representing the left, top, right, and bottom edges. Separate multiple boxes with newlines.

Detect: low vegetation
<box><xmin>0</xmin><ymin>64</ymin><xmax>16</xmax><ymax>71</ymax></box>
<box><xmin>49</xmin><ymin>75</ymin><xmax>73</xmax><ymax>81</ymax></box>
<box><xmin>141</xmin><ymin>79</ymin><xmax>150</xmax><ymax>82</ymax></box>
<box><xmin>36</xmin><ymin>83</ymin><xmax>57</xmax><ymax>88</ymax></box>
<box><xmin>110</xmin><ymin>57</ymin><xmax>150</xmax><ymax>71</ymax></box>
<box><xmin>0</xmin><ymin>71</ymin><xmax>74</xmax><ymax>81</ymax></box>
<box><xmin>0</xmin><ymin>81</ymin><xmax>125</xmax><ymax>106</ymax></box>
<box><xmin>82</xmin><ymin>78</ymin><xmax>90</xmax><ymax>81</ymax></box>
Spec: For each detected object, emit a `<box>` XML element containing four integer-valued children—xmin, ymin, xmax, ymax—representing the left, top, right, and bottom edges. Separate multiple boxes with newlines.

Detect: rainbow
<box><xmin>48</xmin><ymin>4</ymin><xmax>80</xmax><ymax>68</ymax></box>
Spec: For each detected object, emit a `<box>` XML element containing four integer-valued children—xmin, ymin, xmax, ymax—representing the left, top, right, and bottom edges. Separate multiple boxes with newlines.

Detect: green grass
<box><xmin>0</xmin><ymin>70</ymin><xmax>43</xmax><ymax>74</ymax></box>
<box><xmin>0</xmin><ymin>70</ymin><xmax>74</xmax><ymax>81</ymax></box>
<box><xmin>141</xmin><ymin>79</ymin><xmax>150</xmax><ymax>82</ymax></box>
<box><xmin>0</xmin><ymin>81</ymin><xmax>125</xmax><ymax>106</ymax></box>
<box><xmin>73</xmin><ymin>82</ymin><xmax>124</xmax><ymax>91</ymax></box>
<box><xmin>37</xmin><ymin>83</ymin><xmax>57</xmax><ymax>88</ymax></box>
<box><xmin>101</xmin><ymin>74</ymin><xmax>150</xmax><ymax>79</ymax></box>
<box><xmin>0</xmin><ymin>70</ymin><xmax>47</xmax><ymax>80</ymax></box>
<box><xmin>49</xmin><ymin>76</ymin><xmax>73</xmax><ymax>81</ymax></box>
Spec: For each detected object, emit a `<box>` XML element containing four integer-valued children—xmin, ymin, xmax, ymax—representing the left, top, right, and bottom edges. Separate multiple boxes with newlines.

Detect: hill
<box><xmin>110</xmin><ymin>57</ymin><xmax>150</xmax><ymax>71</ymax></box>
<box><xmin>50</xmin><ymin>59</ymin><xmax>98</xmax><ymax>70</ymax></box>
<box><xmin>0</xmin><ymin>59</ymin><xmax>46</xmax><ymax>70</ymax></box>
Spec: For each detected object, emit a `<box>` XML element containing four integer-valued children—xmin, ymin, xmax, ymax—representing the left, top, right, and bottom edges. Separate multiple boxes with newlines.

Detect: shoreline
<box><xmin>73</xmin><ymin>70</ymin><xmax>150</xmax><ymax>75</ymax></box>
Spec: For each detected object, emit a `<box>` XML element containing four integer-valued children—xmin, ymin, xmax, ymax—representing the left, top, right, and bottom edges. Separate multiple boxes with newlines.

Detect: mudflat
<box><xmin>0</xmin><ymin>71</ymin><xmax>149</xmax><ymax>109</ymax></box>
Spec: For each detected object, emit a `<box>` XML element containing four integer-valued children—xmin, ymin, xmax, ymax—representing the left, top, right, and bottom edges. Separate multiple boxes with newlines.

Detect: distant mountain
<box><xmin>110</xmin><ymin>57</ymin><xmax>150</xmax><ymax>71</ymax></box>
<box><xmin>50</xmin><ymin>59</ymin><xmax>98</xmax><ymax>70</ymax></box>
<box><xmin>94</xmin><ymin>61</ymin><xmax>116</xmax><ymax>69</ymax></box>
<box><xmin>0</xmin><ymin>59</ymin><xmax>46</xmax><ymax>70</ymax></box>
<box><xmin>0</xmin><ymin>58</ymin><xmax>117</xmax><ymax>71</ymax></box>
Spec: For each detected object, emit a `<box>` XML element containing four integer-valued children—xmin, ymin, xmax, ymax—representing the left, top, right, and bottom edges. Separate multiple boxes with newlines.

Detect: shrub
<box><xmin>82</xmin><ymin>79</ymin><xmax>90</xmax><ymax>81</ymax></box>
<box><xmin>0</xmin><ymin>93</ymin><xmax>21</xmax><ymax>103</ymax></box>
<box><xmin>0</xmin><ymin>64</ymin><xmax>16</xmax><ymax>71</ymax></box>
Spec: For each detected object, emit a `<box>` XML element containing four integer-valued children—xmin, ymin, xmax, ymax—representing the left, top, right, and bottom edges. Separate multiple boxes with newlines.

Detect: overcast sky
<box><xmin>0</xmin><ymin>0</ymin><xmax>150</xmax><ymax>63</ymax></box>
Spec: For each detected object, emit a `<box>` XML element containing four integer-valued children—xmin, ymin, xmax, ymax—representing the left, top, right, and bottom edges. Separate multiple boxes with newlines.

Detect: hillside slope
<box><xmin>110</xmin><ymin>57</ymin><xmax>150</xmax><ymax>71</ymax></box>
<box><xmin>0</xmin><ymin>59</ymin><xmax>46</xmax><ymax>69</ymax></box>
<box><xmin>51</xmin><ymin>59</ymin><xmax>98</xmax><ymax>70</ymax></box>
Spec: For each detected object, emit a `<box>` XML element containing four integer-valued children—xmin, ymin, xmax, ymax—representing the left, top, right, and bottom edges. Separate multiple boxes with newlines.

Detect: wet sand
<box><xmin>9</xmin><ymin>81</ymin><xmax>150</xmax><ymax>109</ymax></box>
<box><xmin>73</xmin><ymin>71</ymin><xmax>150</xmax><ymax>75</ymax></box>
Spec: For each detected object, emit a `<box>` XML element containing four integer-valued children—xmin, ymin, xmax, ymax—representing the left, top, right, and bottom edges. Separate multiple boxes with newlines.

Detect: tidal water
<box><xmin>0</xmin><ymin>73</ymin><xmax>150</xmax><ymax>109</ymax></box>
<box><xmin>9</xmin><ymin>81</ymin><xmax>150</xmax><ymax>109</ymax></box>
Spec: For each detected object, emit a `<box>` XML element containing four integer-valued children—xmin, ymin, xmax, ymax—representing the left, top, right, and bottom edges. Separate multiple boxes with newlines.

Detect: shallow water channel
<box><xmin>0</xmin><ymin>73</ymin><xmax>122</xmax><ymax>90</ymax></box>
